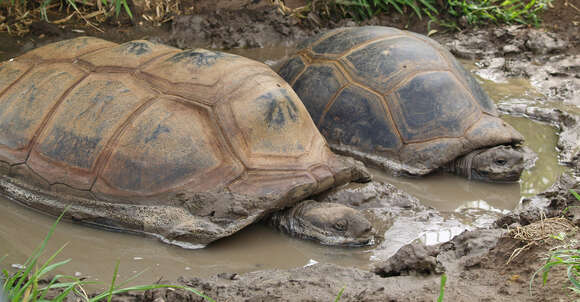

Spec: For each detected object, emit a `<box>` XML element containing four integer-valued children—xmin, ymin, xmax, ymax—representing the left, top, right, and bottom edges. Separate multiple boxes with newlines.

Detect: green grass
<box><xmin>317</xmin><ymin>0</ymin><xmax>551</xmax><ymax>29</ymax></box>
<box><xmin>529</xmin><ymin>189</ymin><xmax>580</xmax><ymax>297</ymax></box>
<box><xmin>0</xmin><ymin>210</ymin><xmax>214</xmax><ymax>302</ymax></box>
<box><xmin>437</xmin><ymin>273</ymin><xmax>447</xmax><ymax>302</ymax></box>
<box><xmin>0</xmin><ymin>0</ymin><xmax>132</xmax><ymax>21</ymax></box>
<box><xmin>531</xmin><ymin>248</ymin><xmax>580</xmax><ymax>296</ymax></box>
<box><xmin>334</xmin><ymin>286</ymin><xmax>345</xmax><ymax>301</ymax></box>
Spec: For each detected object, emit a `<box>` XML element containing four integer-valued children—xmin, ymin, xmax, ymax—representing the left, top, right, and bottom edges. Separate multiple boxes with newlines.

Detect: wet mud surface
<box><xmin>1</xmin><ymin>0</ymin><xmax>579</xmax><ymax>300</ymax></box>
<box><xmin>68</xmin><ymin>176</ymin><xmax>579</xmax><ymax>302</ymax></box>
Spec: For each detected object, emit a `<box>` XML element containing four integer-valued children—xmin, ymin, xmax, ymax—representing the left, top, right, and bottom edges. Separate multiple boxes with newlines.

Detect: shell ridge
<box><xmin>318</xmin><ymin>84</ymin><xmax>348</xmax><ymax>126</ymax></box>
<box><xmin>137</xmin><ymin>50</ymin><xmax>182</xmax><ymax>70</ymax></box>
<box><xmin>287</xmin><ymin>55</ymin><xmax>309</xmax><ymax>87</ymax></box>
<box><xmin>447</xmin><ymin>69</ymin><xmax>490</xmax><ymax>114</ymax></box>
<box><xmin>0</xmin><ymin>63</ymin><xmax>34</xmax><ymax>102</ymax></box>
<box><xmin>336</xmin><ymin>35</ymin><xmax>407</xmax><ymax>59</ymax></box>
<box><xmin>15</xmin><ymin>162</ymin><xmax>51</xmax><ymax>186</ymax></box>
<box><xmin>389</xmin><ymin>70</ymin><xmax>481</xmax><ymax>144</ymax></box>
<box><xmin>24</xmin><ymin>73</ymin><xmax>91</xmax><ymax>162</ymax></box>
<box><xmin>90</xmin><ymin>97</ymin><xmax>160</xmax><ymax>191</ymax></box>
<box><xmin>135</xmin><ymin>72</ymin><xmax>215</xmax><ymax>106</ymax></box>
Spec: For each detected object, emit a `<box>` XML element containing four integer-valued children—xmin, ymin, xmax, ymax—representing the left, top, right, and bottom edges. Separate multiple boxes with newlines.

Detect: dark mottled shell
<box><xmin>279</xmin><ymin>26</ymin><xmax>523</xmax><ymax>175</ymax></box>
<box><xmin>0</xmin><ymin>37</ymin><xmax>358</xmax><ymax>246</ymax></box>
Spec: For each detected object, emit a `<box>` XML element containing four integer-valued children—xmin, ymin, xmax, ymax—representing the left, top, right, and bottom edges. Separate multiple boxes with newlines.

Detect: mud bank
<box><xmin>47</xmin><ymin>174</ymin><xmax>574</xmax><ymax>302</ymax></box>
<box><xmin>499</xmin><ymin>103</ymin><xmax>580</xmax><ymax>169</ymax></box>
<box><xmin>142</xmin><ymin>6</ymin><xmax>580</xmax><ymax>300</ymax></box>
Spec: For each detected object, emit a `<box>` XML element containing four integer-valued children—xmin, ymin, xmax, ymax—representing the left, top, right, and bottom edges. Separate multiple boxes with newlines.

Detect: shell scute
<box><xmin>292</xmin><ymin>64</ymin><xmax>347</xmax><ymax>124</ymax></box>
<box><xmin>140</xmin><ymin>49</ymin><xmax>241</xmax><ymax>103</ymax></box>
<box><xmin>0</xmin><ymin>64</ymin><xmax>85</xmax><ymax>163</ymax></box>
<box><xmin>19</xmin><ymin>36</ymin><xmax>116</xmax><ymax>61</ymax></box>
<box><xmin>229</xmin><ymin>170</ymin><xmax>316</xmax><ymax>203</ymax></box>
<box><xmin>342</xmin><ymin>37</ymin><xmax>446</xmax><ymax>94</ymax></box>
<box><xmin>311</xmin><ymin>26</ymin><xmax>401</xmax><ymax>56</ymax></box>
<box><xmin>465</xmin><ymin>115</ymin><xmax>524</xmax><ymax>148</ymax></box>
<box><xmin>96</xmin><ymin>99</ymin><xmax>227</xmax><ymax>195</ymax></box>
<box><xmin>390</xmin><ymin>71</ymin><xmax>480</xmax><ymax>142</ymax></box>
<box><xmin>452</xmin><ymin>61</ymin><xmax>498</xmax><ymax>115</ymax></box>
<box><xmin>277</xmin><ymin>56</ymin><xmax>306</xmax><ymax>85</ymax></box>
<box><xmin>81</xmin><ymin>40</ymin><xmax>178</xmax><ymax>69</ymax></box>
<box><xmin>27</xmin><ymin>73</ymin><xmax>154</xmax><ymax>188</ymax></box>
<box><xmin>400</xmin><ymin>138</ymin><xmax>465</xmax><ymax>173</ymax></box>
<box><xmin>222</xmin><ymin>81</ymin><xmax>319</xmax><ymax>168</ymax></box>
<box><xmin>0</xmin><ymin>60</ymin><xmax>31</xmax><ymax>93</ymax></box>
<box><xmin>320</xmin><ymin>85</ymin><xmax>402</xmax><ymax>152</ymax></box>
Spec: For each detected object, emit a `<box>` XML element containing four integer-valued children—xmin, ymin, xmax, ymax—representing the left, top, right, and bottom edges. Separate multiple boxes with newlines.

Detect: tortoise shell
<box><xmin>279</xmin><ymin>26</ymin><xmax>523</xmax><ymax>175</ymax></box>
<box><xmin>0</xmin><ymin>37</ymin><xmax>360</xmax><ymax>247</ymax></box>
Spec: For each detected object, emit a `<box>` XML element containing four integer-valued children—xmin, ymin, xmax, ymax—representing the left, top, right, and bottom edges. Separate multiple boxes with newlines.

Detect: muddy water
<box><xmin>375</xmin><ymin>115</ymin><xmax>566</xmax><ymax>212</ymax></box>
<box><xmin>0</xmin><ymin>196</ymin><xmax>374</xmax><ymax>288</ymax></box>
<box><xmin>0</xmin><ymin>42</ymin><xmax>567</xmax><ymax>288</ymax></box>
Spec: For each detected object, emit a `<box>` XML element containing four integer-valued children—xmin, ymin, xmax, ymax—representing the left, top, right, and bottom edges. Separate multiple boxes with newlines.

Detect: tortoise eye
<box><xmin>495</xmin><ymin>159</ymin><xmax>507</xmax><ymax>166</ymax></box>
<box><xmin>334</xmin><ymin>219</ymin><xmax>348</xmax><ymax>231</ymax></box>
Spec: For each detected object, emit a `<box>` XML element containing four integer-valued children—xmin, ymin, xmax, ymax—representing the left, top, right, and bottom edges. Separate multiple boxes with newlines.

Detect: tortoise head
<box><xmin>270</xmin><ymin>200</ymin><xmax>375</xmax><ymax>246</ymax></box>
<box><xmin>469</xmin><ymin>145</ymin><xmax>525</xmax><ymax>182</ymax></box>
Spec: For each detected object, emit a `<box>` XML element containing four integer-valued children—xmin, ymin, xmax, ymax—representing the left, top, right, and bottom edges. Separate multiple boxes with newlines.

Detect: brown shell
<box><xmin>0</xmin><ymin>37</ymin><xmax>360</xmax><ymax>246</ymax></box>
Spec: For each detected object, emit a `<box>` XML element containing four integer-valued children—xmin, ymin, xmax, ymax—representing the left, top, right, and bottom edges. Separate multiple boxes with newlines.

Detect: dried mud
<box><xmin>1</xmin><ymin>0</ymin><xmax>580</xmax><ymax>301</ymax></box>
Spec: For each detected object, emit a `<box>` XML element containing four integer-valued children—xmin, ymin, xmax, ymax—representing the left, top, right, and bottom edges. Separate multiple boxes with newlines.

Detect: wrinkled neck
<box><xmin>445</xmin><ymin>151</ymin><xmax>480</xmax><ymax>180</ymax></box>
<box><xmin>267</xmin><ymin>201</ymin><xmax>311</xmax><ymax>238</ymax></box>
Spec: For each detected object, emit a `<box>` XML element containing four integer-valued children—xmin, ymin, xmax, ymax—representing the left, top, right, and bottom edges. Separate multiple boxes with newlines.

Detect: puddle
<box><xmin>0</xmin><ymin>39</ymin><xmax>569</xmax><ymax>287</ymax></box>
<box><xmin>373</xmin><ymin>115</ymin><xmax>566</xmax><ymax>211</ymax></box>
<box><xmin>0</xmin><ymin>196</ymin><xmax>374</xmax><ymax>290</ymax></box>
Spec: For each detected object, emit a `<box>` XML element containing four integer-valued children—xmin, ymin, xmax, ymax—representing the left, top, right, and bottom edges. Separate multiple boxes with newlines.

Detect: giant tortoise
<box><xmin>0</xmin><ymin>37</ymin><xmax>374</xmax><ymax>247</ymax></box>
<box><xmin>279</xmin><ymin>26</ymin><xmax>525</xmax><ymax>182</ymax></box>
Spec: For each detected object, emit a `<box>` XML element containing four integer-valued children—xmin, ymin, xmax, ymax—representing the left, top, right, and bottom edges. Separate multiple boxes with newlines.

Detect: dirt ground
<box><xmin>91</xmin><ymin>175</ymin><xmax>577</xmax><ymax>302</ymax></box>
<box><xmin>1</xmin><ymin>0</ymin><xmax>580</xmax><ymax>301</ymax></box>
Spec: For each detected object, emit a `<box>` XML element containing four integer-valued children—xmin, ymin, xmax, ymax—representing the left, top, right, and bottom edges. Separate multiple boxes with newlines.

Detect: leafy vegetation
<box><xmin>334</xmin><ymin>286</ymin><xmax>345</xmax><ymax>301</ymax></box>
<box><xmin>316</xmin><ymin>0</ymin><xmax>552</xmax><ymax>29</ymax></box>
<box><xmin>531</xmin><ymin>248</ymin><xmax>580</xmax><ymax>296</ymax></box>
<box><xmin>0</xmin><ymin>210</ymin><xmax>214</xmax><ymax>302</ymax></box>
<box><xmin>0</xmin><ymin>0</ymin><xmax>133</xmax><ymax>35</ymax></box>
<box><xmin>529</xmin><ymin>189</ymin><xmax>580</xmax><ymax>297</ymax></box>
<box><xmin>0</xmin><ymin>0</ymin><xmax>132</xmax><ymax>20</ymax></box>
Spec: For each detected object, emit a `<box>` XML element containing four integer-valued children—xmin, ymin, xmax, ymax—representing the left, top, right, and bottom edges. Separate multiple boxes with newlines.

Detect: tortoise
<box><xmin>0</xmin><ymin>37</ymin><xmax>374</xmax><ymax>247</ymax></box>
<box><xmin>278</xmin><ymin>26</ymin><xmax>525</xmax><ymax>182</ymax></box>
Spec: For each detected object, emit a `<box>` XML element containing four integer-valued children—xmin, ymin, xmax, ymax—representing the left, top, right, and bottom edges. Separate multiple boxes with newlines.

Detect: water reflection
<box><xmin>375</xmin><ymin>170</ymin><xmax>522</xmax><ymax>212</ymax></box>
<box><xmin>455</xmin><ymin>200</ymin><xmax>511</xmax><ymax>215</ymax></box>
<box><xmin>502</xmin><ymin>116</ymin><xmax>568</xmax><ymax>196</ymax></box>
<box><xmin>421</xmin><ymin>227</ymin><xmax>467</xmax><ymax>246</ymax></box>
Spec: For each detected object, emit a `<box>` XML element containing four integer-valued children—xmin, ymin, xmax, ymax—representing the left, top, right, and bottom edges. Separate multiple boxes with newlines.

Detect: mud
<box><xmin>61</xmin><ymin>176</ymin><xmax>579</xmax><ymax>302</ymax></box>
<box><xmin>316</xmin><ymin>180</ymin><xmax>472</xmax><ymax>260</ymax></box>
<box><xmin>442</xmin><ymin>26</ymin><xmax>579</xmax><ymax>106</ymax></box>
<box><xmin>1</xmin><ymin>0</ymin><xmax>580</xmax><ymax>301</ymax></box>
<box><xmin>499</xmin><ymin>103</ymin><xmax>580</xmax><ymax>168</ymax></box>
<box><xmin>45</xmin><ymin>206</ymin><xmax>576</xmax><ymax>301</ymax></box>
<box><xmin>496</xmin><ymin>173</ymin><xmax>580</xmax><ymax>228</ymax></box>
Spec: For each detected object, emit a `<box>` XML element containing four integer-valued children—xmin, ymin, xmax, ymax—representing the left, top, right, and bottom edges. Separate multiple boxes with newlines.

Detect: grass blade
<box><xmin>437</xmin><ymin>273</ymin><xmax>447</xmax><ymax>302</ymax></box>
<box><xmin>106</xmin><ymin>260</ymin><xmax>120</xmax><ymax>302</ymax></box>
<box><xmin>570</xmin><ymin>190</ymin><xmax>580</xmax><ymax>201</ymax></box>
<box><xmin>334</xmin><ymin>286</ymin><xmax>345</xmax><ymax>302</ymax></box>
